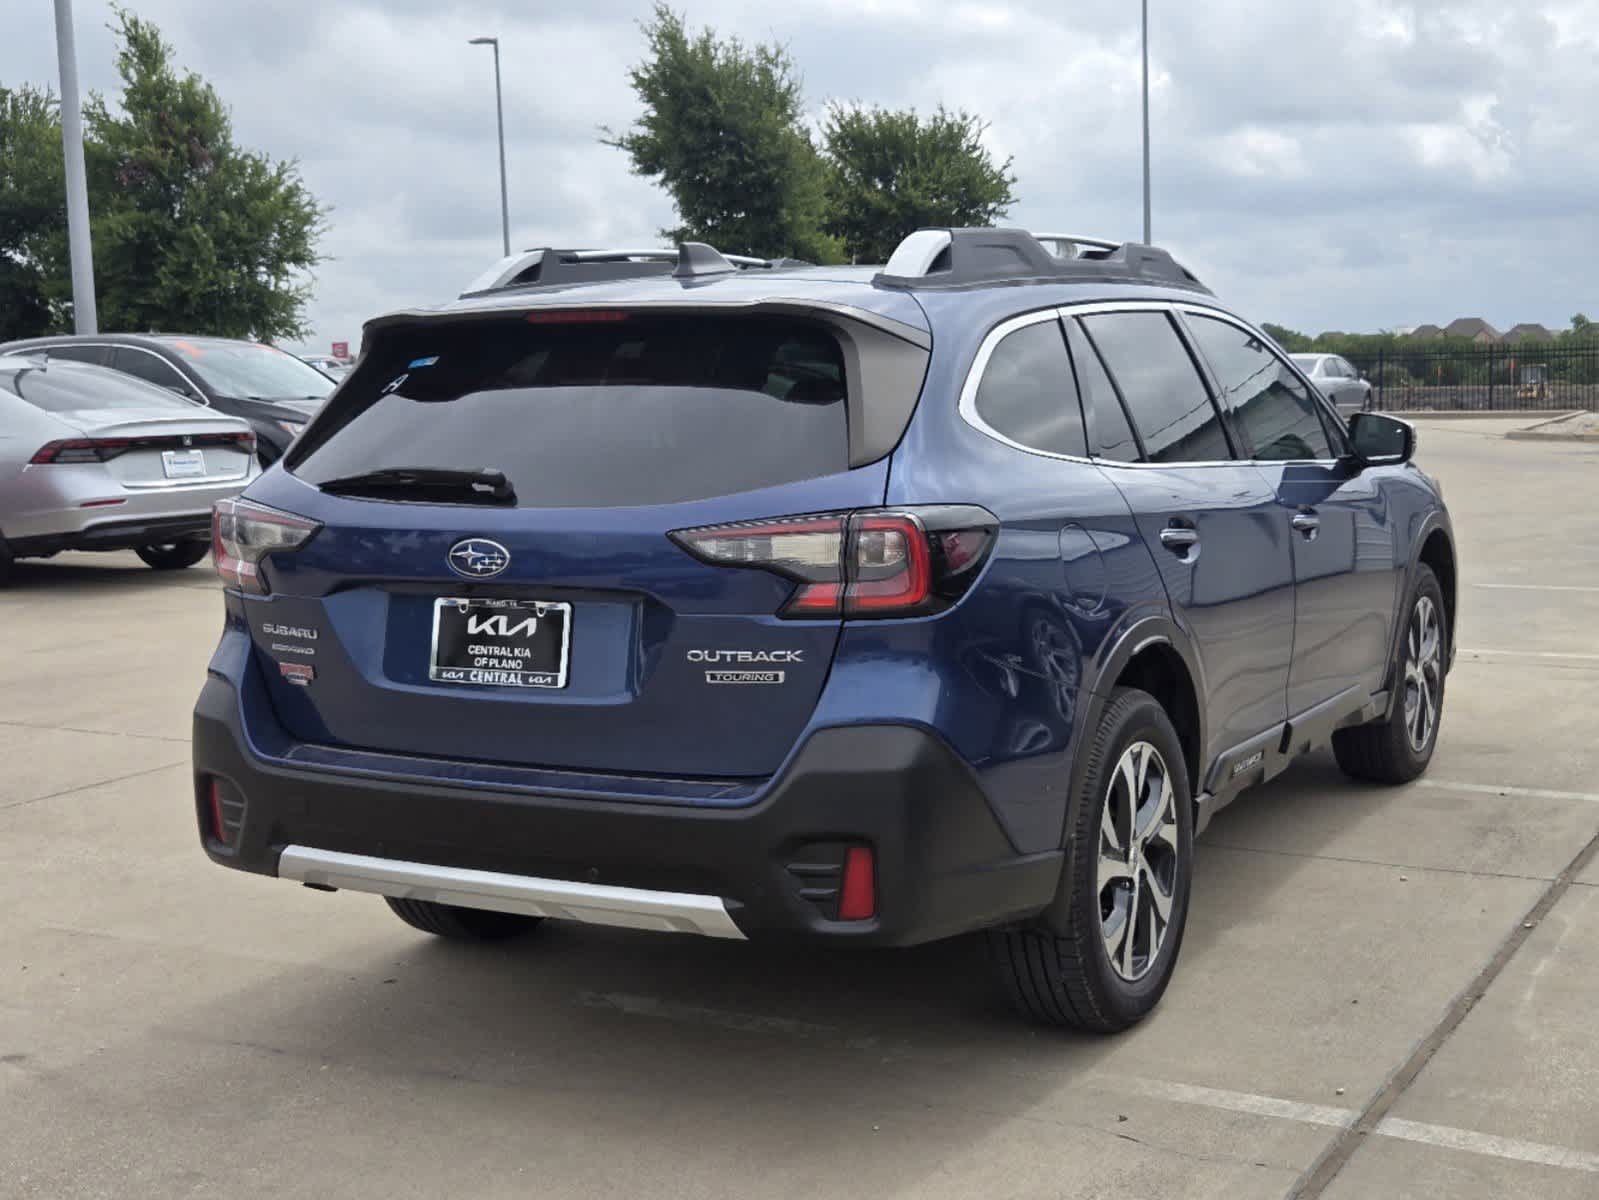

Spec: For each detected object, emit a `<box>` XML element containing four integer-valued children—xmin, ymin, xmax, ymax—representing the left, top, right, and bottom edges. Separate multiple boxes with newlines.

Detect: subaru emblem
<box><xmin>447</xmin><ymin>538</ymin><xmax>510</xmax><ymax>579</ymax></box>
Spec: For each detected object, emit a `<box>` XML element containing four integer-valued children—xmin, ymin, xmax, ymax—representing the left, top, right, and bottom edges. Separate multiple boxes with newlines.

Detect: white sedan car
<box><xmin>1291</xmin><ymin>354</ymin><xmax>1373</xmax><ymax>418</ymax></box>
<box><xmin>0</xmin><ymin>353</ymin><xmax>258</xmax><ymax>583</ymax></box>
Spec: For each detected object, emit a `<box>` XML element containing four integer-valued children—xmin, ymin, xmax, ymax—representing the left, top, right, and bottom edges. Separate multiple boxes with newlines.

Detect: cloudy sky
<box><xmin>5</xmin><ymin>1</ymin><xmax>1597</xmax><ymax>352</ymax></box>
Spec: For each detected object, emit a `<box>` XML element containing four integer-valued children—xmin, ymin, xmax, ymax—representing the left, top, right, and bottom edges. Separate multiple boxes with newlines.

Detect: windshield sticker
<box><xmin>408</xmin><ymin>356</ymin><xmax>440</xmax><ymax>368</ymax></box>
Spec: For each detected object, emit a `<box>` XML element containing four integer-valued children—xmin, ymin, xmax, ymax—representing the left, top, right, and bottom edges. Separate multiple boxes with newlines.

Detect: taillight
<box><xmin>31</xmin><ymin>431</ymin><xmax>257</xmax><ymax>464</ymax></box>
<box><xmin>211</xmin><ymin>497</ymin><xmax>321</xmax><ymax>594</ymax></box>
<box><xmin>670</xmin><ymin>505</ymin><xmax>997</xmax><ymax>619</ymax></box>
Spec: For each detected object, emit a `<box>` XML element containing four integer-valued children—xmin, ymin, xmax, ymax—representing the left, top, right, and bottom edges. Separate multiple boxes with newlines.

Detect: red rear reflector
<box><xmin>524</xmin><ymin>309</ymin><xmax>629</xmax><ymax>324</ymax></box>
<box><xmin>79</xmin><ymin>498</ymin><xmax>127</xmax><ymax>508</ymax></box>
<box><xmin>208</xmin><ymin>780</ymin><xmax>228</xmax><ymax>845</ymax></box>
<box><xmin>838</xmin><ymin>847</ymin><xmax>876</xmax><ymax>921</ymax></box>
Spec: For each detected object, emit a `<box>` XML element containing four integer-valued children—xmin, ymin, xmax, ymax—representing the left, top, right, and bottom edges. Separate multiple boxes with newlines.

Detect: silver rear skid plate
<box><xmin>277</xmin><ymin>845</ymin><xmax>746</xmax><ymax>940</ymax></box>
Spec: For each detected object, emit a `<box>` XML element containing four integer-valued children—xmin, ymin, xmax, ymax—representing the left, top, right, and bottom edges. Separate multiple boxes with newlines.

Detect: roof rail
<box><xmin>874</xmin><ymin>227</ymin><xmax>1210</xmax><ymax>295</ymax></box>
<box><xmin>458</xmin><ymin>242</ymin><xmax>809</xmax><ymax>298</ymax></box>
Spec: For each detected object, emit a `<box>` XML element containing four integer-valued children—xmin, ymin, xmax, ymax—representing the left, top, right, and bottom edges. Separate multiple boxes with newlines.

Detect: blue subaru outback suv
<box><xmin>193</xmin><ymin>229</ymin><xmax>1455</xmax><ymax>1031</ymax></box>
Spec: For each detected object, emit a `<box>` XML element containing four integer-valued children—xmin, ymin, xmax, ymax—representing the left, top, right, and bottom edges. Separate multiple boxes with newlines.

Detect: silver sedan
<box><xmin>1291</xmin><ymin>353</ymin><xmax>1373</xmax><ymax>418</ymax></box>
<box><xmin>0</xmin><ymin>353</ymin><xmax>259</xmax><ymax>582</ymax></box>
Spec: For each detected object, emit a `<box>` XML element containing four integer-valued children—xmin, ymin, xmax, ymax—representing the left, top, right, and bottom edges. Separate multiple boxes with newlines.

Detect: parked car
<box><xmin>1291</xmin><ymin>353</ymin><xmax>1373</xmax><ymax>417</ymax></box>
<box><xmin>0</xmin><ymin>353</ymin><xmax>258</xmax><ymax>582</ymax></box>
<box><xmin>0</xmin><ymin>334</ymin><xmax>337</xmax><ymax>466</ymax></box>
<box><xmin>300</xmin><ymin>354</ymin><xmax>350</xmax><ymax>381</ymax></box>
<box><xmin>190</xmin><ymin>230</ymin><xmax>1455</xmax><ymax>1031</ymax></box>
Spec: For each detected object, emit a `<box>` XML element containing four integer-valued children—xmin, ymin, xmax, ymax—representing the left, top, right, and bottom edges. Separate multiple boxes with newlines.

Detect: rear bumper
<box><xmin>192</xmin><ymin>672</ymin><xmax>1062</xmax><ymax>946</ymax></box>
<box><xmin>8</xmin><ymin>513</ymin><xmax>212</xmax><ymax>556</ymax></box>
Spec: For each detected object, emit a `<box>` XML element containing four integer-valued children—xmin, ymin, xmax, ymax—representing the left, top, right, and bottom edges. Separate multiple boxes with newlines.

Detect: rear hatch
<box><xmin>244</xmin><ymin>306</ymin><xmax>928</xmax><ymax>780</ymax></box>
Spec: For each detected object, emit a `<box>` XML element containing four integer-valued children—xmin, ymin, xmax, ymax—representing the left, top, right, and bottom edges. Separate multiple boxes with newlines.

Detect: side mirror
<box><xmin>1349</xmin><ymin>412</ymin><xmax>1414</xmax><ymax>466</ymax></box>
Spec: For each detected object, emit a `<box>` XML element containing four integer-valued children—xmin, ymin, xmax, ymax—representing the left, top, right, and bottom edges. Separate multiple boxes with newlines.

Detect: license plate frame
<box><xmin>161</xmin><ymin>448</ymin><xmax>206</xmax><ymax>479</ymax></box>
<box><xmin>429</xmin><ymin>597</ymin><xmax>572</xmax><ymax>690</ymax></box>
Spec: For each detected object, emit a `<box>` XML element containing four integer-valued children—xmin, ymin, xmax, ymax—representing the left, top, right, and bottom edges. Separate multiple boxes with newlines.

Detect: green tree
<box><xmin>0</xmin><ymin>84</ymin><xmax>66</xmax><ymax>339</ymax></box>
<box><xmin>819</xmin><ymin>104</ymin><xmax>1015</xmax><ymax>263</ymax></box>
<box><xmin>0</xmin><ymin>10</ymin><xmax>325</xmax><ymax>341</ymax></box>
<box><xmin>81</xmin><ymin>9</ymin><xmax>325</xmax><ymax>338</ymax></box>
<box><xmin>1260</xmin><ymin>322</ymin><xmax>1310</xmax><ymax>351</ymax></box>
<box><xmin>604</xmin><ymin>6</ymin><xmax>840</xmax><ymax>262</ymax></box>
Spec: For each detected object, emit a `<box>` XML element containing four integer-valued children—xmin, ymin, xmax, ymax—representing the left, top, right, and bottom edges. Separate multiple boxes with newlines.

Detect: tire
<box><xmin>1332</xmin><ymin>564</ymin><xmax>1446</xmax><ymax>784</ymax></box>
<box><xmin>989</xmin><ymin>687</ymin><xmax>1195</xmax><ymax>1032</ymax></box>
<box><xmin>0</xmin><ymin>537</ymin><xmax>12</xmax><ymax>586</ymax></box>
<box><xmin>384</xmin><ymin>897</ymin><xmax>543</xmax><ymax>942</ymax></box>
<box><xmin>135</xmin><ymin>541</ymin><xmax>211</xmax><ymax>570</ymax></box>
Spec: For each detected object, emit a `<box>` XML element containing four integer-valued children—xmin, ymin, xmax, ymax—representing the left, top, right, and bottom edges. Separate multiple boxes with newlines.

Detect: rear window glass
<box><xmin>290</xmin><ymin>315</ymin><xmax>849</xmax><ymax>507</ymax></box>
<box><xmin>0</xmin><ymin>361</ymin><xmax>194</xmax><ymax>413</ymax></box>
<box><xmin>973</xmin><ymin>318</ymin><xmax>1086</xmax><ymax>457</ymax></box>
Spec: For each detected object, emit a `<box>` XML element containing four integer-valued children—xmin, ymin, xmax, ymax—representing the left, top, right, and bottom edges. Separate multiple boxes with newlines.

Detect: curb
<box><xmin>1382</xmin><ymin>411</ymin><xmax>1552</xmax><ymax>421</ymax></box>
<box><xmin>1505</xmin><ymin>430</ymin><xmax>1599</xmax><ymax>443</ymax></box>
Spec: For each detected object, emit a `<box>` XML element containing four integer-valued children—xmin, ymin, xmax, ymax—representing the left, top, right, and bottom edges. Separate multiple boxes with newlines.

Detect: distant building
<box><xmin>1409</xmin><ymin>324</ymin><xmax>1445</xmax><ymax>340</ymax></box>
<box><xmin>1443</xmin><ymin>317</ymin><xmax>1502</xmax><ymax>344</ymax></box>
<box><xmin>1503</xmin><ymin>323</ymin><xmax>1555</xmax><ymax>343</ymax></box>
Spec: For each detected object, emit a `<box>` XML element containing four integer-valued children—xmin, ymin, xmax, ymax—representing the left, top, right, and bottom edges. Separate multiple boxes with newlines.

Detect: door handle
<box><xmin>1291</xmin><ymin>511</ymin><xmax>1321</xmax><ymax>539</ymax></box>
<box><xmin>1159</xmin><ymin>524</ymin><xmax>1200</xmax><ymax>555</ymax></box>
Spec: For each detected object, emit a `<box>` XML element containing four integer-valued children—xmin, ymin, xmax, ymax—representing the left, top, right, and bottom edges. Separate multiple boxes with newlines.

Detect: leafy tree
<box><xmin>81</xmin><ymin>10</ymin><xmax>325</xmax><ymax>338</ymax></box>
<box><xmin>1260</xmin><ymin>322</ymin><xmax>1310</xmax><ymax>351</ymax></box>
<box><xmin>0</xmin><ymin>9</ymin><xmax>325</xmax><ymax>341</ymax></box>
<box><xmin>820</xmin><ymin>104</ymin><xmax>1015</xmax><ymax>263</ymax></box>
<box><xmin>0</xmin><ymin>84</ymin><xmax>65</xmax><ymax>339</ymax></box>
<box><xmin>604</xmin><ymin>5</ymin><xmax>841</xmax><ymax>262</ymax></box>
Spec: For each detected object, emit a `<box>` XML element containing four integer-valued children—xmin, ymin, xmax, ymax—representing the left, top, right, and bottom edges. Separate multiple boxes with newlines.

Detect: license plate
<box><xmin>429</xmin><ymin>598</ymin><xmax>571</xmax><ymax>689</ymax></box>
<box><xmin>161</xmin><ymin>449</ymin><xmax>205</xmax><ymax>479</ymax></box>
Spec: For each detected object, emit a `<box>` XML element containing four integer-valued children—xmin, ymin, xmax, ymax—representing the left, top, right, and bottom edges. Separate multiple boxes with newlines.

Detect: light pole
<box><xmin>469</xmin><ymin>36</ymin><xmax>510</xmax><ymax>258</ymax></box>
<box><xmin>1141</xmin><ymin>0</ymin><xmax>1151</xmax><ymax>245</ymax></box>
<box><xmin>53</xmin><ymin>0</ymin><xmax>98</xmax><ymax>332</ymax></box>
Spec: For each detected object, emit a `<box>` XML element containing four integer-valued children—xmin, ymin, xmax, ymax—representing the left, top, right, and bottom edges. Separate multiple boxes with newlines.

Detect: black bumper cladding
<box><xmin>192</xmin><ymin>674</ymin><xmax>1062</xmax><ymax>946</ymax></box>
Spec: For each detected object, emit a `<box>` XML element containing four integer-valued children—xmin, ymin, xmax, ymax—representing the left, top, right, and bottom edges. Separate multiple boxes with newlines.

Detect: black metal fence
<box><xmin>1344</xmin><ymin>344</ymin><xmax>1599</xmax><ymax>413</ymax></box>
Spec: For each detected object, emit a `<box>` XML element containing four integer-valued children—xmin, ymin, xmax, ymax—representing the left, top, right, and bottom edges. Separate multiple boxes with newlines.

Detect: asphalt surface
<box><xmin>2</xmin><ymin>416</ymin><xmax>1596</xmax><ymax>1199</ymax></box>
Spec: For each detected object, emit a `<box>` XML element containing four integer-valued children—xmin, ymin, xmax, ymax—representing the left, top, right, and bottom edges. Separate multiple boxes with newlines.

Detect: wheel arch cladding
<box><xmin>1418</xmin><ymin>529</ymin><xmax>1456</xmax><ymax>666</ymax></box>
<box><xmin>1112</xmin><ymin>643</ymin><xmax>1202</xmax><ymax>802</ymax></box>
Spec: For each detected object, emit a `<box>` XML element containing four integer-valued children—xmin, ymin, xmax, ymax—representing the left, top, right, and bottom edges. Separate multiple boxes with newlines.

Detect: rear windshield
<box><xmin>162</xmin><ymin>339</ymin><xmax>336</xmax><ymax>400</ymax></box>
<box><xmin>289</xmin><ymin>315</ymin><xmax>849</xmax><ymax>507</ymax></box>
<box><xmin>0</xmin><ymin>361</ymin><xmax>194</xmax><ymax>413</ymax></box>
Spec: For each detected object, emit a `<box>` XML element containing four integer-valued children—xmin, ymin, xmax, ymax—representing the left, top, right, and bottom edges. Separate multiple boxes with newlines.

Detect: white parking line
<box><xmin>1475</xmin><ymin>583</ymin><xmax>1599</xmax><ymax>593</ymax></box>
<box><xmin>1460</xmin><ymin>647</ymin><xmax>1599</xmax><ymax>661</ymax></box>
<box><xmin>1128</xmin><ymin>1079</ymin><xmax>1599</xmax><ymax>1176</ymax></box>
<box><xmin>1420</xmin><ymin>779</ymin><xmax>1599</xmax><ymax>804</ymax></box>
<box><xmin>1375</xmin><ymin>1117</ymin><xmax>1599</xmax><ymax>1174</ymax></box>
<box><xmin>580</xmin><ymin>994</ymin><xmax>1599</xmax><ymax>1177</ymax></box>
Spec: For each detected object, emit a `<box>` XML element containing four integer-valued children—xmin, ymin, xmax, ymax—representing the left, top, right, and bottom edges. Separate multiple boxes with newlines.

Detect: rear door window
<box><xmin>1064</xmin><ymin>318</ymin><xmax>1140</xmax><ymax>461</ymax></box>
<box><xmin>1080</xmin><ymin>311</ymin><xmax>1233</xmax><ymax>463</ymax></box>
<box><xmin>40</xmin><ymin>344</ymin><xmax>112</xmax><ymax>366</ymax></box>
<box><xmin>111</xmin><ymin>347</ymin><xmax>193</xmax><ymax>395</ymax></box>
<box><xmin>1185</xmin><ymin>314</ymin><xmax>1334</xmax><ymax>461</ymax></box>
<box><xmin>972</xmin><ymin>317</ymin><xmax>1086</xmax><ymax>457</ymax></box>
<box><xmin>290</xmin><ymin>315</ymin><xmax>850</xmax><ymax>507</ymax></box>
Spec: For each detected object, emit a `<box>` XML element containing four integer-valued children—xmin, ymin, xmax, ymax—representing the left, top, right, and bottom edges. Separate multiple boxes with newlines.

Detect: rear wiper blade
<box><xmin>317</xmin><ymin>466</ymin><xmax>516</xmax><ymax>505</ymax></box>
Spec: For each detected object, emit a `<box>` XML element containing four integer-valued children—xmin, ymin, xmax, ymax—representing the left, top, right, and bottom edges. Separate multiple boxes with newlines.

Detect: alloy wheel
<box><xmin>1098</xmin><ymin>740</ymin><xmax>1181</xmax><ymax>982</ymax></box>
<box><xmin>1403</xmin><ymin>595</ymin><xmax>1443</xmax><ymax>752</ymax></box>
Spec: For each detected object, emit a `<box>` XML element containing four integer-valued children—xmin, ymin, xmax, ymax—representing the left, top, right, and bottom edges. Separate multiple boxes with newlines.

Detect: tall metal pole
<box><xmin>470</xmin><ymin>37</ymin><xmax>511</xmax><ymax>258</ymax></box>
<box><xmin>53</xmin><ymin>0</ymin><xmax>98</xmax><ymax>333</ymax></box>
<box><xmin>1141</xmin><ymin>0</ymin><xmax>1152</xmax><ymax>245</ymax></box>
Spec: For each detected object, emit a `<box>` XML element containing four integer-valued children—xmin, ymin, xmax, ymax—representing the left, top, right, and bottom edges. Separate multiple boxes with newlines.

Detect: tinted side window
<box><xmin>1080</xmin><ymin>312</ymin><xmax>1231</xmax><ymax>463</ymax></box>
<box><xmin>112</xmin><ymin>347</ymin><xmax>190</xmax><ymax>394</ymax></box>
<box><xmin>1186</xmin><ymin>315</ymin><xmax>1333</xmax><ymax>461</ymax></box>
<box><xmin>41</xmin><ymin>344</ymin><xmax>111</xmax><ymax>366</ymax></box>
<box><xmin>1064</xmin><ymin>318</ymin><xmax>1139</xmax><ymax>461</ymax></box>
<box><xmin>973</xmin><ymin>318</ymin><xmax>1086</xmax><ymax>457</ymax></box>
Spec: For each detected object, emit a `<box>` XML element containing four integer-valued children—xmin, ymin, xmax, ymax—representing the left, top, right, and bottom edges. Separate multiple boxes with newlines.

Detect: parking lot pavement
<box><xmin>1</xmin><ymin>417</ymin><xmax>1596</xmax><ymax>1199</ymax></box>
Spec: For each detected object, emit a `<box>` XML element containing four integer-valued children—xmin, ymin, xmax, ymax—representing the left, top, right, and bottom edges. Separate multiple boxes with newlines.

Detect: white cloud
<box><xmin>4</xmin><ymin>0</ymin><xmax>1596</xmax><ymax>348</ymax></box>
